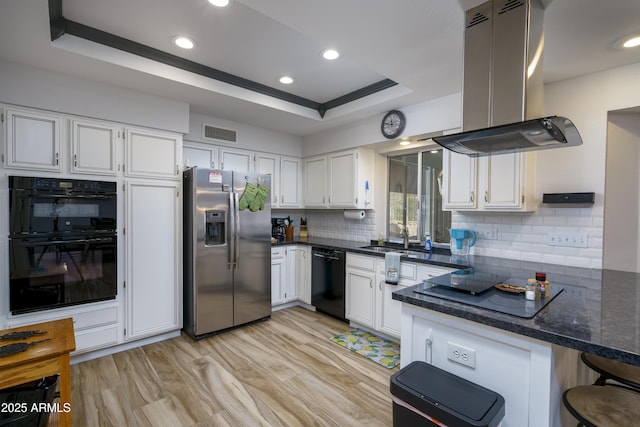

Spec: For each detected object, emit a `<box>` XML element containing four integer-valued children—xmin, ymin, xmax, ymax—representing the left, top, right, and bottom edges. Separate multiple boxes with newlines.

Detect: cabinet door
<box><xmin>125</xmin><ymin>180</ymin><xmax>181</xmax><ymax>339</ymax></box>
<box><xmin>255</xmin><ymin>153</ymin><xmax>279</xmax><ymax>206</ymax></box>
<box><xmin>4</xmin><ymin>108</ymin><xmax>61</xmax><ymax>171</ymax></box>
<box><xmin>304</xmin><ymin>156</ymin><xmax>327</xmax><ymax>207</ymax></box>
<box><xmin>183</xmin><ymin>142</ymin><xmax>217</xmax><ymax>169</ymax></box>
<box><xmin>125</xmin><ymin>128</ymin><xmax>181</xmax><ymax>179</ymax></box>
<box><xmin>295</xmin><ymin>246</ymin><xmax>311</xmax><ymax>304</ymax></box>
<box><xmin>442</xmin><ymin>150</ymin><xmax>477</xmax><ymax>209</ymax></box>
<box><xmin>71</xmin><ymin>119</ymin><xmax>119</xmax><ymax>175</ymax></box>
<box><xmin>280</xmin><ymin>156</ymin><xmax>301</xmax><ymax>208</ymax></box>
<box><xmin>271</xmin><ymin>257</ymin><xmax>286</xmax><ymax>305</ymax></box>
<box><xmin>220</xmin><ymin>148</ymin><xmax>252</xmax><ymax>173</ymax></box>
<box><xmin>346</xmin><ymin>269</ymin><xmax>376</xmax><ymax>328</ymax></box>
<box><xmin>328</xmin><ymin>151</ymin><xmax>357</xmax><ymax>207</ymax></box>
<box><xmin>378</xmin><ymin>279</ymin><xmax>408</xmax><ymax>338</ymax></box>
<box><xmin>483</xmin><ymin>153</ymin><xmax>523</xmax><ymax>209</ymax></box>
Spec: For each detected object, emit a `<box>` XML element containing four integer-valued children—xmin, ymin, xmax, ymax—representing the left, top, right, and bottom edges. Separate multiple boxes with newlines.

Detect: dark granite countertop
<box><xmin>273</xmin><ymin>237</ymin><xmax>640</xmax><ymax>366</ymax></box>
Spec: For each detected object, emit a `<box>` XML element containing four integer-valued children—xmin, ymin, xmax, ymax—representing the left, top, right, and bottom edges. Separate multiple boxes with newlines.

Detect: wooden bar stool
<box><xmin>563</xmin><ymin>385</ymin><xmax>640</xmax><ymax>427</ymax></box>
<box><xmin>581</xmin><ymin>352</ymin><xmax>640</xmax><ymax>389</ymax></box>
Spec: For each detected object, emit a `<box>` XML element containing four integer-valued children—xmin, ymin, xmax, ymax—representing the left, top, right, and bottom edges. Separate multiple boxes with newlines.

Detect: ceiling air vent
<box><xmin>202</xmin><ymin>124</ymin><xmax>237</xmax><ymax>143</ymax></box>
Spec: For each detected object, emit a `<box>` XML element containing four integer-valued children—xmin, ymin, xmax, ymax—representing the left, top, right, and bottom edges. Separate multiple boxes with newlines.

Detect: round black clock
<box><xmin>381</xmin><ymin>110</ymin><xmax>406</xmax><ymax>139</ymax></box>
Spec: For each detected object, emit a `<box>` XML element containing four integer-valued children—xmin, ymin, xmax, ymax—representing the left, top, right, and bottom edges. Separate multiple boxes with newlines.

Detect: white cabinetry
<box><xmin>401</xmin><ymin>304</ymin><xmax>583</xmax><ymax>427</ymax></box>
<box><xmin>183</xmin><ymin>141</ymin><xmax>217</xmax><ymax>169</ymax></box>
<box><xmin>71</xmin><ymin>119</ymin><xmax>119</xmax><ymax>176</ymax></box>
<box><xmin>290</xmin><ymin>246</ymin><xmax>310</xmax><ymax>304</ymax></box>
<box><xmin>347</xmin><ymin>253</ymin><xmax>454</xmax><ymax>339</ymax></box>
<box><xmin>125</xmin><ymin>127</ymin><xmax>181</xmax><ymax>179</ymax></box>
<box><xmin>271</xmin><ymin>245</ymin><xmax>311</xmax><ymax>306</ymax></box>
<box><xmin>279</xmin><ymin>156</ymin><xmax>301</xmax><ymax>208</ymax></box>
<box><xmin>442</xmin><ymin>150</ymin><xmax>536</xmax><ymax>211</ymax></box>
<box><xmin>328</xmin><ymin>149</ymin><xmax>374</xmax><ymax>208</ymax></box>
<box><xmin>255</xmin><ymin>154</ymin><xmax>302</xmax><ymax>208</ymax></box>
<box><xmin>304</xmin><ymin>148</ymin><xmax>374</xmax><ymax>209</ymax></box>
<box><xmin>220</xmin><ymin>147</ymin><xmax>252</xmax><ymax>173</ymax></box>
<box><xmin>3</xmin><ymin>107</ymin><xmax>61</xmax><ymax>172</ymax></box>
<box><xmin>303</xmin><ymin>155</ymin><xmax>328</xmax><ymax>207</ymax></box>
<box><xmin>346</xmin><ymin>254</ymin><xmax>377</xmax><ymax>328</ymax></box>
<box><xmin>7</xmin><ymin>302</ymin><xmax>120</xmax><ymax>355</ymax></box>
<box><xmin>125</xmin><ymin>180</ymin><xmax>181</xmax><ymax>340</ymax></box>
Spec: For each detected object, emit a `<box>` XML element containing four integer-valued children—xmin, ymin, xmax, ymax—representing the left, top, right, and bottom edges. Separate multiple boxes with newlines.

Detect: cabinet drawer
<box><xmin>72</xmin><ymin>306</ymin><xmax>118</xmax><ymax>331</ymax></box>
<box><xmin>74</xmin><ymin>324</ymin><xmax>119</xmax><ymax>354</ymax></box>
<box><xmin>271</xmin><ymin>247</ymin><xmax>285</xmax><ymax>259</ymax></box>
<box><xmin>346</xmin><ymin>254</ymin><xmax>376</xmax><ymax>271</ymax></box>
<box><xmin>376</xmin><ymin>260</ymin><xmax>417</xmax><ymax>280</ymax></box>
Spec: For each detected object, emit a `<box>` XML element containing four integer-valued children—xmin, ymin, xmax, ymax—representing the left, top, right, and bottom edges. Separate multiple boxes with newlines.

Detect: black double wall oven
<box><xmin>8</xmin><ymin>176</ymin><xmax>117</xmax><ymax>314</ymax></box>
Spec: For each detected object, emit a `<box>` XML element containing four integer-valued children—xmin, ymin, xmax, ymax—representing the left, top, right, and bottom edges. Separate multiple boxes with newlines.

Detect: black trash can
<box><xmin>390</xmin><ymin>361</ymin><xmax>505</xmax><ymax>427</ymax></box>
<box><xmin>0</xmin><ymin>375</ymin><xmax>59</xmax><ymax>427</ymax></box>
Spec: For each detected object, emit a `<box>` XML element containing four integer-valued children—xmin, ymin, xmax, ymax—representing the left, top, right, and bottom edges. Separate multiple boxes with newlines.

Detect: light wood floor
<box><xmin>70</xmin><ymin>307</ymin><xmax>398</xmax><ymax>426</ymax></box>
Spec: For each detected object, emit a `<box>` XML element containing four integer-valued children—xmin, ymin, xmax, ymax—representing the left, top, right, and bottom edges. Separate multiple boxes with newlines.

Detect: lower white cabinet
<box><xmin>401</xmin><ymin>304</ymin><xmax>588</xmax><ymax>427</ymax></box>
<box><xmin>125</xmin><ymin>180</ymin><xmax>181</xmax><ymax>340</ymax></box>
<box><xmin>6</xmin><ymin>302</ymin><xmax>120</xmax><ymax>355</ymax></box>
<box><xmin>271</xmin><ymin>245</ymin><xmax>310</xmax><ymax>306</ymax></box>
<box><xmin>347</xmin><ymin>253</ymin><xmax>454</xmax><ymax>339</ymax></box>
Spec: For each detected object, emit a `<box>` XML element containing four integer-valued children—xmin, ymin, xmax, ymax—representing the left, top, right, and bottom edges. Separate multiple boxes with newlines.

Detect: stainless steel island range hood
<box><xmin>433</xmin><ymin>0</ymin><xmax>583</xmax><ymax>156</ymax></box>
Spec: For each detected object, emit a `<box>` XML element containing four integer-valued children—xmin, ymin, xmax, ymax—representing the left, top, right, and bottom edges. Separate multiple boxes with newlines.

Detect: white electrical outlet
<box><xmin>478</xmin><ymin>228</ymin><xmax>498</xmax><ymax>240</ymax></box>
<box><xmin>547</xmin><ymin>232</ymin><xmax>588</xmax><ymax>248</ymax></box>
<box><xmin>447</xmin><ymin>342</ymin><xmax>476</xmax><ymax>368</ymax></box>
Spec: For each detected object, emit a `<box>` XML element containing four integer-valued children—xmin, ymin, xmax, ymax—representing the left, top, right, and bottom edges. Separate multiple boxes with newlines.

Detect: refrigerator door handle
<box><xmin>234</xmin><ymin>191</ymin><xmax>240</xmax><ymax>270</ymax></box>
<box><xmin>228</xmin><ymin>191</ymin><xmax>235</xmax><ymax>270</ymax></box>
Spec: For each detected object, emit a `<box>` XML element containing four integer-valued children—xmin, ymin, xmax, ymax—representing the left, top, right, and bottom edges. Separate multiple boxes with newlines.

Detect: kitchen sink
<box><xmin>359</xmin><ymin>246</ymin><xmax>427</xmax><ymax>257</ymax></box>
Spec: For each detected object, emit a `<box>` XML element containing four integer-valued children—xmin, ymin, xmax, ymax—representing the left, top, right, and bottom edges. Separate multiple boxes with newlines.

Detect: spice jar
<box><xmin>536</xmin><ymin>272</ymin><xmax>547</xmax><ymax>298</ymax></box>
<box><xmin>525</xmin><ymin>279</ymin><xmax>537</xmax><ymax>301</ymax></box>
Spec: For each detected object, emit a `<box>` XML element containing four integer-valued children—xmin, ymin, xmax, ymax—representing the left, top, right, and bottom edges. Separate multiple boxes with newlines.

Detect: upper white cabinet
<box><xmin>442</xmin><ymin>150</ymin><xmax>536</xmax><ymax>211</ymax></box>
<box><xmin>125</xmin><ymin>127</ymin><xmax>182</xmax><ymax>179</ymax></box>
<box><xmin>220</xmin><ymin>147</ymin><xmax>252</xmax><ymax>173</ymax></box>
<box><xmin>255</xmin><ymin>152</ymin><xmax>279</xmax><ymax>205</ymax></box>
<box><xmin>71</xmin><ymin>119</ymin><xmax>119</xmax><ymax>176</ymax></box>
<box><xmin>183</xmin><ymin>141</ymin><xmax>217</xmax><ymax>169</ymax></box>
<box><xmin>304</xmin><ymin>148</ymin><xmax>374</xmax><ymax>209</ymax></box>
<box><xmin>303</xmin><ymin>156</ymin><xmax>328</xmax><ymax>207</ymax></box>
<box><xmin>279</xmin><ymin>156</ymin><xmax>301</xmax><ymax>208</ymax></box>
<box><xmin>3</xmin><ymin>107</ymin><xmax>61</xmax><ymax>172</ymax></box>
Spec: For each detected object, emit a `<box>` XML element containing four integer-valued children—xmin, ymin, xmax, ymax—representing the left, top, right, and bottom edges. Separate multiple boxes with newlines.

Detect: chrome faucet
<box><xmin>402</xmin><ymin>225</ymin><xmax>409</xmax><ymax>249</ymax></box>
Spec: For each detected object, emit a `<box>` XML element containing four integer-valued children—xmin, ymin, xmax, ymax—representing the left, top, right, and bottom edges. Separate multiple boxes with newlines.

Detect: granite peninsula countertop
<box><xmin>273</xmin><ymin>237</ymin><xmax>640</xmax><ymax>366</ymax></box>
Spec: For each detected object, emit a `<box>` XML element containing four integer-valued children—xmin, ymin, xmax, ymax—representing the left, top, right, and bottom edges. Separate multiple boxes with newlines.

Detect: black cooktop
<box><xmin>413</xmin><ymin>274</ymin><xmax>563</xmax><ymax>319</ymax></box>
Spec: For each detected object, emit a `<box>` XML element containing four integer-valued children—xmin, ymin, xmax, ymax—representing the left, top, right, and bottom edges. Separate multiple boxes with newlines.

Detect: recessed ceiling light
<box><xmin>208</xmin><ymin>0</ymin><xmax>230</xmax><ymax>7</ymax></box>
<box><xmin>399</xmin><ymin>140</ymin><xmax>411</xmax><ymax>146</ymax></box>
<box><xmin>322</xmin><ymin>49</ymin><xmax>340</xmax><ymax>60</ymax></box>
<box><xmin>174</xmin><ymin>36</ymin><xmax>195</xmax><ymax>50</ymax></box>
<box><xmin>614</xmin><ymin>33</ymin><xmax>640</xmax><ymax>50</ymax></box>
<box><xmin>430</xmin><ymin>150</ymin><xmax>439</xmax><ymax>154</ymax></box>
<box><xmin>279</xmin><ymin>76</ymin><xmax>294</xmax><ymax>85</ymax></box>
<box><xmin>623</xmin><ymin>35</ymin><xmax>640</xmax><ymax>48</ymax></box>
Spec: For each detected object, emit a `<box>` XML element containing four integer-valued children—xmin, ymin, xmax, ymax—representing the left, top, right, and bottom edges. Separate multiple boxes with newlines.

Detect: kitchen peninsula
<box><xmin>276</xmin><ymin>237</ymin><xmax>640</xmax><ymax>426</ymax></box>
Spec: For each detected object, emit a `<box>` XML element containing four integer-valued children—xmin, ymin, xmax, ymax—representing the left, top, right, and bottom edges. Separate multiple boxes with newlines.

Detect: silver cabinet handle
<box><xmin>55</xmin><ymin>152</ymin><xmax>59</xmax><ymax>166</ymax></box>
<box><xmin>379</xmin><ymin>280</ymin><xmax>384</xmax><ymax>291</ymax></box>
<box><xmin>73</xmin><ymin>154</ymin><xmax>77</xmax><ymax>167</ymax></box>
<box><xmin>484</xmin><ymin>191</ymin><xmax>489</xmax><ymax>203</ymax></box>
<box><xmin>281</xmin><ymin>195</ymin><xmax>284</xmax><ymax>203</ymax></box>
<box><xmin>470</xmin><ymin>191</ymin><xmax>474</xmax><ymax>203</ymax></box>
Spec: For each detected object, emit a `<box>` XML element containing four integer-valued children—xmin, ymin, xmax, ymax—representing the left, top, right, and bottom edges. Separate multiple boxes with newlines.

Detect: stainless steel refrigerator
<box><xmin>183</xmin><ymin>167</ymin><xmax>272</xmax><ymax>338</ymax></box>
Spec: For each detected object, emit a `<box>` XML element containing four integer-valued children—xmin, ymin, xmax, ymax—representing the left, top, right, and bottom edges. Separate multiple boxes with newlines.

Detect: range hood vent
<box><xmin>433</xmin><ymin>0</ymin><xmax>582</xmax><ymax>156</ymax></box>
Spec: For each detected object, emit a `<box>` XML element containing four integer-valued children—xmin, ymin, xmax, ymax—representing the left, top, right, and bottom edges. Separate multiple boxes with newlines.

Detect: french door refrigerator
<box><xmin>183</xmin><ymin>167</ymin><xmax>272</xmax><ymax>338</ymax></box>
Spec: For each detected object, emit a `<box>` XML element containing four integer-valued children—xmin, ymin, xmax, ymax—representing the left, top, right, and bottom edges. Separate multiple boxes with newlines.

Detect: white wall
<box><xmin>186</xmin><ymin>112</ymin><xmax>303</xmax><ymax>157</ymax></box>
<box><xmin>301</xmin><ymin>93</ymin><xmax>461</xmax><ymax>157</ymax></box>
<box><xmin>0</xmin><ymin>60</ymin><xmax>189</xmax><ymax>133</ymax></box>
<box><xmin>603</xmin><ymin>112</ymin><xmax>640</xmax><ymax>272</ymax></box>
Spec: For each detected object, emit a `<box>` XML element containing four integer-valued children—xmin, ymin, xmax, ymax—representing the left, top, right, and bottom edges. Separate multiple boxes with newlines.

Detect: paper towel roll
<box><xmin>344</xmin><ymin>210</ymin><xmax>366</xmax><ymax>220</ymax></box>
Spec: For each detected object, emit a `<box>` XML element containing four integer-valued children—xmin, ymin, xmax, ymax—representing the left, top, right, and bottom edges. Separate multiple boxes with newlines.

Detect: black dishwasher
<box><xmin>311</xmin><ymin>247</ymin><xmax>346</xmax><ymax>322</ymax></box>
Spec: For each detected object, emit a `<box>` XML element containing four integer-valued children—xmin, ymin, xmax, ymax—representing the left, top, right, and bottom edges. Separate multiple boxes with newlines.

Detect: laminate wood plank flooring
<box><xmin>70</xmin><ymin>307</ymin><xmax>399</xmax><ymax>426</ymax></box>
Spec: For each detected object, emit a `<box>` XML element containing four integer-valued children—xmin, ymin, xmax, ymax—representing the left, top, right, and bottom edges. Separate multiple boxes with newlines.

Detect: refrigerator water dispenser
<box><xmin>205</xmin><ymin>211</ymin><xmax>226</xmax><ymax>245</ymax></box>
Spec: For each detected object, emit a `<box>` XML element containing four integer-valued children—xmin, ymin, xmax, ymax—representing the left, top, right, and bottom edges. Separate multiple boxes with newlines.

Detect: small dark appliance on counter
<box><xmin>271</xmin><ymin>218</ymin><xmax>287</xmax><ymax>241</ymax></box>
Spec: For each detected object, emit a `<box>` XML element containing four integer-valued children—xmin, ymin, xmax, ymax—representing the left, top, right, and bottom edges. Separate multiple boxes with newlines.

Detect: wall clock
<box><xmin>381</xmin><ymin>110</ymin><xmax>406</xmax><ymax>139</ymax></box>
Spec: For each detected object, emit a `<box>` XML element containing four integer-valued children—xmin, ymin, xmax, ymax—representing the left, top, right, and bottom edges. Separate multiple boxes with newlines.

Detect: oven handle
<box><xmin>14</xmin><ymin>237</ymin><xmax>116</xmax><ymax>245</ymax></box>
<box><xmin>18</xmin><ymin>192</ymin><xmax>116</xmax><ymax>199</ymax></box>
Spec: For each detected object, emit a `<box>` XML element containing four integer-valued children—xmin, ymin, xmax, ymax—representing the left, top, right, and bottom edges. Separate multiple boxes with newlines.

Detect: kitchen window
<box><xmin>387</xmin><ymin>150</ymin><xmax>451</xmax><ymax>244</ymax></box>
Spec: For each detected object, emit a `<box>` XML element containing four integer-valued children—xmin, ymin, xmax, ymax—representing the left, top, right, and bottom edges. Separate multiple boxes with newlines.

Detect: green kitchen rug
<box><xmin>331</xmin><ymin>329</ymin><xmax>400</xmax><ymax>369</ymax></box>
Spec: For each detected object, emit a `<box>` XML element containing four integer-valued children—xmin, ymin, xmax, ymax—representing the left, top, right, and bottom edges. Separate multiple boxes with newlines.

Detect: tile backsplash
<box><xmin>453</xmin><ymin>206</ymin><xmax>604</xmax><ymax>269</ymax></box>
<box><xmin>274</xmin><ymin>209</ymin><xmax>375</xmax><ymax>242</ymax></box>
